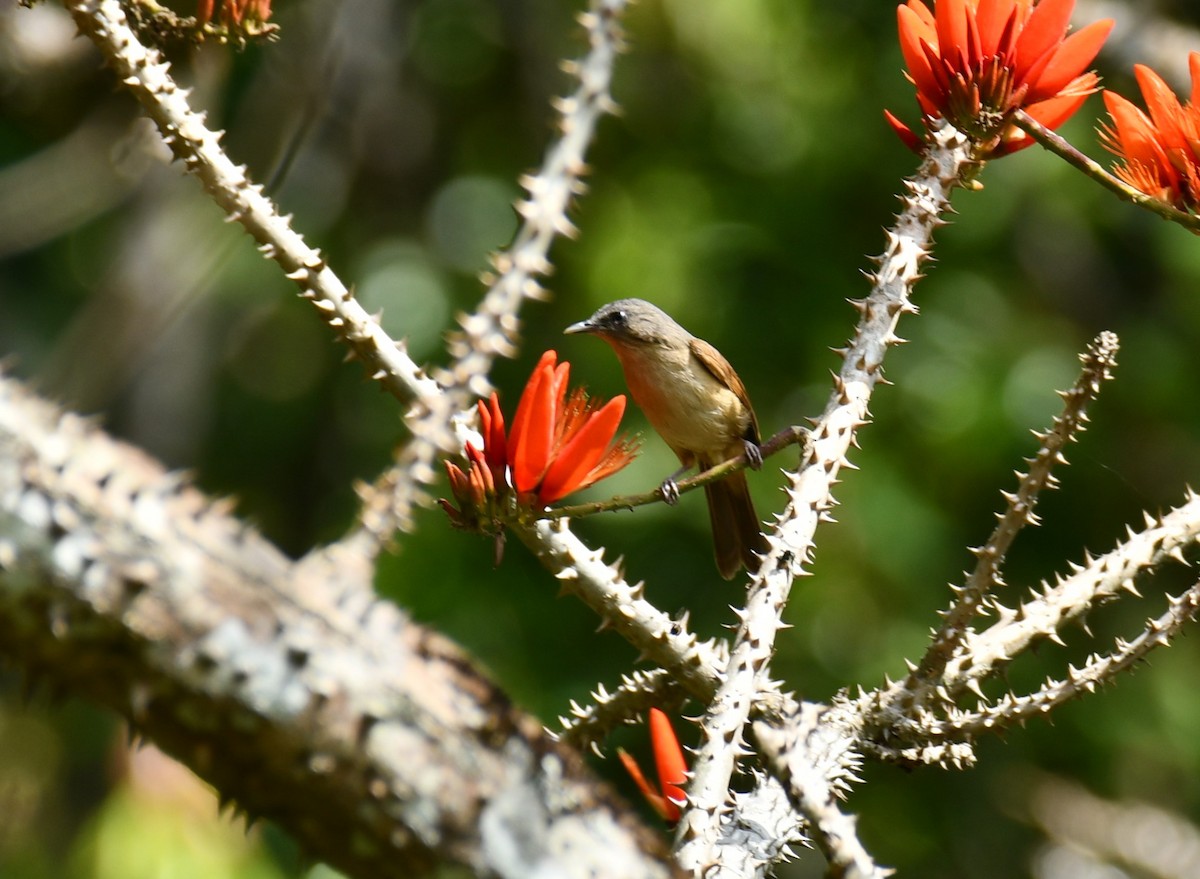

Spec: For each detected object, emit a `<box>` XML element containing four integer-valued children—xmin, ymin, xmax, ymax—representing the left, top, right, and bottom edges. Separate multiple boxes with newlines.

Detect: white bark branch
<box><xmin>675</xmin><ymin>121</ymin><xmax>977</xmax><ymax>873</ymax></box>
<box><xmin>0</xmin><ymin>372</ymin><xmax>677</xmax><ymax>879</ymax></box>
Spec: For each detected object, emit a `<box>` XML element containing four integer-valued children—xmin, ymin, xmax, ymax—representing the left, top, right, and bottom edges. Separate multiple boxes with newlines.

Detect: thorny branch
<box><xmin>675</xmin><ymin>121</ymin><xmax>977</xmax><ymax>874</ymax></box>
<box><xmin>927</xmin><ymin>581</ymin><xmax>1200</xmax><ymax>740</ymax></box>
<box><xmin>900</xmin><ymin>331</ymin><xmax>1121</xmax><ymax>710</ymax></box>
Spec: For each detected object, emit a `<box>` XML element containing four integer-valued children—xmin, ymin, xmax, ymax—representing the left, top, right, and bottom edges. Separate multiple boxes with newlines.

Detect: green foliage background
<box><xmin>2</xmin><ymin>0</ymin><xmax>1200</xmax><ymax>876</ymax></box>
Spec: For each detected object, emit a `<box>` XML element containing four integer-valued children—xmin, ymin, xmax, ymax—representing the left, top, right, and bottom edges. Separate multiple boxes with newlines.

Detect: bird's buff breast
<box><xmin>614</xmin><ymin>344</ymin><xmax>746</xmax><ymax>459</ymax></box>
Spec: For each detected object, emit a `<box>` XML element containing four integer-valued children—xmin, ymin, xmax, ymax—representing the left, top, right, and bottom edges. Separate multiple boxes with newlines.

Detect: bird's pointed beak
<box><xmin>564</xmin><ymin>318</ymin><xmax>596</xmax><ymax>335</ymax></box>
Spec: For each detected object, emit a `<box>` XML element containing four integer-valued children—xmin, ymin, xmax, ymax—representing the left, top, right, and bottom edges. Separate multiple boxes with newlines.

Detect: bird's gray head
<box><xmin>563</xmin><ymin>299</ymin><xmax>687</xmax><ymax>346</ymax></box>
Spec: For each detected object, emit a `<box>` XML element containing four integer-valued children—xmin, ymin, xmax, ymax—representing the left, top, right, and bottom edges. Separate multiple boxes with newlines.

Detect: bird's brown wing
<box><xmin>689</xmin><ymin>337</ymin><xmax>760</xmax><ymax>444</ymax></box>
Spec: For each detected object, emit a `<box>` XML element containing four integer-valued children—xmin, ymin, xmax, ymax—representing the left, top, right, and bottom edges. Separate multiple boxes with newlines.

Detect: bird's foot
<box><xmin>744</xmin><ymin>440</ymin><xmax>763</xmax><ymax>471</ymax></box>
<box><xmin>660</xmin><ymin>479</ymin><xmax>681</xmax><ymax>505</ymax></box>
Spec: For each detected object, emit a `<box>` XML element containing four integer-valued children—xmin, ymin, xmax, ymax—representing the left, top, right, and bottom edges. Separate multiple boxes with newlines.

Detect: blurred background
<box><xmin>2</xmin><ymin>0</ymin><xmax>1200</xmax><ymax>876</ymax></box>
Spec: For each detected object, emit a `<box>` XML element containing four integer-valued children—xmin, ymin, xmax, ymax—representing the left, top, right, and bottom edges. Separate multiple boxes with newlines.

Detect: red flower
<box><xmin>506</xmin><ymin>350</ymin><xmax>638</xmax><ymax>506</ymax></box>
<box><xmin>618</xmin><ymin>708</ymin><xmax>688</xmax><ymax>822</ymax></box>
<box><xmin>885</xmin><ymin>0</ymin><xmax>1112</xmax><ymax>156</ymax></box>
<box><xmin>1101</xmin><ymin>53</ymin><xmax>1200</xmax><ymax>213</ymax></box>
<box><xmin>441</xmin><ymin>351</ymin><xmax>637</xmax><ymax>528</ymax></box>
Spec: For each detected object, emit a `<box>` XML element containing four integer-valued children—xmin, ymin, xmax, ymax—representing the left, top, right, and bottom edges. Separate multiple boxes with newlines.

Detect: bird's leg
<box><xmin>659</xmin><ymin>464</ymin><xmax>694</xmax><ymax>506</ymax></box>
<box><xmin>743</xmin><ymin>439</ymin><xmax>763</xmax><ymax>471</ymax></box>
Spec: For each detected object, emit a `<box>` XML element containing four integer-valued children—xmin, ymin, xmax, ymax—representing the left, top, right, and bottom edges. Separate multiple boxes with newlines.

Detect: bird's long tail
<box><xmin>703</xmin><ymin>469</ymin><xmax>766</xmax><ymax>580</ymax></box>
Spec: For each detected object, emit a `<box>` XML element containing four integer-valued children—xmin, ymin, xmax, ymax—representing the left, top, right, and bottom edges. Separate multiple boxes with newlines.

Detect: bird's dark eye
<box><xmin>610</xmin><ymin>309</ymin><xmax>626</xmax><ymax>327</ymax></box>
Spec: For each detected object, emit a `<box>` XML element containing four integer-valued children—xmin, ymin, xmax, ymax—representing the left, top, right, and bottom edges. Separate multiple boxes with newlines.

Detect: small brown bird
<box><xmin>565</xmin><ymin>299</ymin><xmax>767</xmax><ymax>579</ymax></box>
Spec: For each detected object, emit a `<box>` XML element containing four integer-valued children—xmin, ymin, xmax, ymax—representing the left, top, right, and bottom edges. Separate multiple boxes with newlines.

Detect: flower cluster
<box><xmin>886</xmin><ymin>0</ymin><xmax>1112</xmax><ymax>157</ymax></box>
<box><xmin>196</xmin><ymin>0</ymin><xmax>272</xmax><ymax>29</ymax></box>
<box><xmin>618</xmin><ymin>708</ymin><xmax>688</xmax><ymax>822</ymax></box>
<box><xmin>441</xmin><ymin>350</ymin><xmax>637</xmax><ymax>532</ymax></box>
<box><xmin>1102</xmin><ymin>53</ymin><xmax>1200</xmax><ymax>215</ymax></box>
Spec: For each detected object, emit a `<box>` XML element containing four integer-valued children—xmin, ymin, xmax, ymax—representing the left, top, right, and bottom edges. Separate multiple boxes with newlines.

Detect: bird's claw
<box><xmin>660</xmin><ymin>479</ymin><xmax>681</xmax><ymax>505</ymax></box>
<box><xmin>744</xmin><ymin>440</ymin><xmax>763</xmax><ymax>471</ymax></box>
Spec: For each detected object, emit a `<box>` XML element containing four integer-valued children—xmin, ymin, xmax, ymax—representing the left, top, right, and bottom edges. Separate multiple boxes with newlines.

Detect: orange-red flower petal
<box><xmin>898</xmin><ymin>4</ymin><xmax>945</xmax><ymax>109</ymax></box>
<box><xmin>618</xmin><ymin>749</ymin><xmax>676</xmax><ymax>822</ymax></box>
<box><xmin>1191</xmin><ymin>52</ymin><xmax>1200</xmax><ymax>108</ymax></box>
<box><xmin>1011</xmin><ymin>0</ymin><xmax>1073</xmax><ymax>85</ymax></box>
<box><xmin>974</xmin><ymin>0</ymin><xmax>1012</xmax><ymax>59</ymax></box>
<box><xmin>1028</xmin><ymin>19</ymin><xmax>1111</xmax><ymax>101</ymax></box>
<box><xmin>935</xmin><ymin>0</ymin><xmax>970</xmax><ymax>75</ymax></box>
<box><xmin>538</xmin><ymin>395</ymin><xmax>628</xmax><ymax>504</ymax></box>
<box><xmin>649</xmin><ymin>708</ymin><xmax>687</xmax><ymax>820</ymax></box>
<box><xmin>508</xmin><ymin>351</ymin><xmax>562</xmax><ymax>495</ymax></box>
<box><xmin>618</xmin><ymin>708</ymin><xmax>688</xmax><ymax>823</ymax></box>
<box><xmin>885</xmin><ymin>109</ymin><xmax>921</xmax><ymax>153</ymax></box>
<box><xmin>478</xmin><ymin>393</ymin><xmax>508</xmax><ymax>483</ymax></box>
<box><xmin>1136</xmin><ymin>63</ymin><xmax>1185</xmax><ymax>138</ymax></box>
